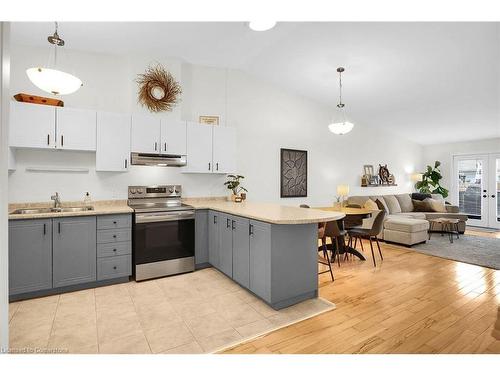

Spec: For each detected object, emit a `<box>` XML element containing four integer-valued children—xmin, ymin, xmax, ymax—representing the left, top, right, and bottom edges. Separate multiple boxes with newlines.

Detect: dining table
<box><xmin>315</xmin><ymin>206</ymin><xmax>377</xmax><ymax>261</ymax></box>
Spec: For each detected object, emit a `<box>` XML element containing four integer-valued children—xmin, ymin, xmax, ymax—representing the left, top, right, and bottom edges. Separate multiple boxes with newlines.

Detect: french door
<box><xmin>453</xmin><ymin>154</ymin><xmax>500</xmax><ymax>228</ymax></box>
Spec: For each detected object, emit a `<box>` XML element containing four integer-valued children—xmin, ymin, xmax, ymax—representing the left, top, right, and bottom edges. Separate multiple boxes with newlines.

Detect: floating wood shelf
<box><xmin>26</xmin><ymin>167</ymin><xmax>89</xmax><ymax>173</ymax></box>
<box><xmin>361</xmin><ymin>184</ymin><xmax>398</xmax><ymax>187</ymax></box>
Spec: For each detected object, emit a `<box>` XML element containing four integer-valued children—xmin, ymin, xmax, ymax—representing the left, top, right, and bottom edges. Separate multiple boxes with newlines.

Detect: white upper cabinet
<box><xmin>130</xmin><ymin>114</ymin><xmax>161</xmax><ymax>154</ymax></box>
<box><xmin>184</xmin><ymin>122</ymin><xmax>213</xmax><ymax>173</ymax></box>
<box><xmin>212</xmin><ymin>126</ymin><xmax>236</xmax><ymax>174</ymax></box>
<box><xmin>96</xmin><ymin>112</ymin><xmax>131</xmax><ymax>172</ymax></box>
<box><xmin>183</xmin><ymin>122</ymin><xmax>237</xmax><ymax>174</ymax></box>
<box><xmin>56</xmin><ymin>107</ymin><xmax>96</xmax><ymax>151</ymax></box>
<box><xmin>9</xmin><ymin>101</ymin><xmax>56</xmax><ymax>149</ymax></box>
<box><xmin>160</xmin><ymin>119</ymin><xmax>187</xmax><ymax>155</ymax></box>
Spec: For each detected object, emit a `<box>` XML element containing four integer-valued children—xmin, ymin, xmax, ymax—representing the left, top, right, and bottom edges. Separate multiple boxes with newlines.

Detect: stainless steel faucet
<box><xmin>51</xmin><ymin>192</ymin><xmax>61</xmax><ymax>208</ymax></box>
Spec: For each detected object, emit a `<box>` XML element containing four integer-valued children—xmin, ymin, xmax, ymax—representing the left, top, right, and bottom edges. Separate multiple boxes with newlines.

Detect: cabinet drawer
<box><xmin>97</xmin><ymin>228</ymin><xmax>131</xmax><ymax>244</ymax></box>
<box><xmin>97</xmin><ymin>241</ymin><xmax>131</xmax><ymax>258</ymax></box>
<box><xmin>97</xmin><ymin>214</ymin><xmax>131</xmax><ymax>230</ymax></box>
<box><xmin>97</xmin><ymin>255</ymin><xmax>131</xmax><ymax>281</ymax></box>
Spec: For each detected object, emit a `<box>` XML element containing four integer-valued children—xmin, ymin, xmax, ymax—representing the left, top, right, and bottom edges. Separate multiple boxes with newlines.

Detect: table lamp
<box><xmin>337</xmin><ymin>184</ymin><xmax>350</xmax><ymax>207</ymax></box>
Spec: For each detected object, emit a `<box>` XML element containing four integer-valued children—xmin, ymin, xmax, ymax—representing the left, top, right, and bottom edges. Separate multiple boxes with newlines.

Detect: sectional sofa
<box><xmin>346</xmin><ymin>193</ymin><xmax>468</xmax><ymax>246</ymax></box>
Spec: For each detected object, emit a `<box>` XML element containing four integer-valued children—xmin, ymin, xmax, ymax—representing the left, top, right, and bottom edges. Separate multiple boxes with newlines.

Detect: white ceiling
<box><xmin>11</xmin><ymin>22</ymin><xmax>500</xmax><ymax>145</ymax></box>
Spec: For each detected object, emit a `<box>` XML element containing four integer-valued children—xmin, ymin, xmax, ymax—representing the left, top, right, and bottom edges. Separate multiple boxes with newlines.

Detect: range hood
<box><xmin>131</xmin><ymin>152</ymin><xmax>187</xmax><ymax>167</ymax></box>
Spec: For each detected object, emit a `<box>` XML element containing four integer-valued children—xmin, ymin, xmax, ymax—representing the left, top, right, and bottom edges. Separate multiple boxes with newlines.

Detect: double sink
<box><xmin>11</xmin><ymin>206</ymin><xmax>94</xmax><ymax>215</ymax></box>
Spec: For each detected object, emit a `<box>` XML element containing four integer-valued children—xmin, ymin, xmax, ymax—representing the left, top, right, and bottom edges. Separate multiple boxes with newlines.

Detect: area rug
<box><xmin>412</xmin><ymin>234</ymin><xmax>500</xmax><ymax>270</ymax></box>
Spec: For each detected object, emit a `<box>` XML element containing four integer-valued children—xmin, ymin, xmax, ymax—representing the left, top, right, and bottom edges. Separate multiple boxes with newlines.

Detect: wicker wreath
<box><xmin>136</xmin><ymin>64</ymin><xmax>182</xmax><ymax>112</ymax></box>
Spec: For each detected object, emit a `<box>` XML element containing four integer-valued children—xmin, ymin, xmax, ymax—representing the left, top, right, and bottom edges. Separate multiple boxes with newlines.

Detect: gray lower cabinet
<box><xmin>8</xmin><ymin>219</ymin><xmax>53</xmax><ymax>295</ymax></box>
<box><xmin>195</xmin><ymin>210</ymin><xmax>209</xmax><ymax>266</ymax></box>
<box><xmin>208</xmin><ymin>210</ymin><xmax>220</xmax><ymax>268</ymax></box>
<box><xmin>249</xmin><ymin>220</ymin><xmax>271</xmax><ymax>302</ymax></box>
<box><xmin>53</xmin><ymin>216</ymin><xmax>97</xmax><ymax>288</ymax></box>
<box><xmin>96</xmin><ymin>214</ymin><xmax>132</xmax><ymax>281</ymax></box>
<box><xmin>218</xmin><ymin>213</ymin><xmax>234</xmax><ymax>278</ymax></box>
<box><xmin>232</xmin><ymin>216</ymin><xmax>250</xmax><ymax>288</ymax></box>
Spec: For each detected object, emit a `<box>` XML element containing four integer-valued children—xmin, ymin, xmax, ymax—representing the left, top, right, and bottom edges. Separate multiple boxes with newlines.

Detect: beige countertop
<box><xmin>8</xmin><ymin>200</ymin><xmax>133</xmax><ymax>220</ymax></box>
<box><xmin>183</xmin><ymin>199</ymin><xmax>345</xmax><ymax>224</ymax></box>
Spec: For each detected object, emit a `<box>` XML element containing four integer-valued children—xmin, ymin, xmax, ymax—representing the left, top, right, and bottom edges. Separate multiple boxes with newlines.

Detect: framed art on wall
<box><xmin>280</xmin><ymin>148</ymin><xmax>308</xmax><ymax>198</ymax></box>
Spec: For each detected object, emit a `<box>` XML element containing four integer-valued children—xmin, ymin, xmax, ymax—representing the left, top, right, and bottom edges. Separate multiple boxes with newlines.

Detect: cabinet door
<box><xmin>161</xmin><ymin>119</ymin><xmax>187</xmax><ymax>155</ymax></box>
<box><xmin>212</xmin><ymin>126</ymin><xmax>236</xmax><ymax>174</ymax></box>
<box><xmin>56</xmin><ymin>107</ymin><xmax>96</xmax><ymax>151</ymax></box>
<box><xmin>232</xmin><ymin>216</ymin><xmax>250</xmax><ymax>288</ymax></box>
<box><xmin>96</xmin><ymin>112</ymin><xmax>131</xmax><ymax>172</ymax></box>
<box><xmin>53</xmin><ymin>216</ymin><xmax>97</xmax><ymax>288</ymax></box>
<box><xmin>208</xmin><ymin>211</ymin><xmax>220</xmax><ymax>268</ymax></box>
<box><xmin>131</xmin><ymin>114</ymin><xmax>160</xmax><ymax>153</ymax></box>
<box><xmin>249</xmin><ymin>220</ymin><xmax>272</xmax><ymax>302</ymax></box>
<box><xmin>9</xmin><ymin>101</ymin><xmax>56</xmax><ymax>149</ymax></box>
<box><xmin>9</xmin><ymin>219</ymin><xmax>52</xmax><ymax>295</ymax></box>
<box><xmin>184</xmin><ymin>122</ymin><xmax>213</xmax><ymax>173</ymax></box>
<box><xmin>195</xmin><ymin>210</ymin><xmax>209</xmax><ymax>266</ymax></box>
<box><xmin>218</xmin><ymin>213</ymin><xmax>233</xmax><ymax>277</ymax></box>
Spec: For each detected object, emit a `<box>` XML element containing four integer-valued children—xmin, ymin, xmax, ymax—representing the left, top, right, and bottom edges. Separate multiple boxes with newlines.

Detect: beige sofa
<box><xmin>347</xmin><ymin>193</ymin><xmax>468</xmax><ymax>246</ymax></box>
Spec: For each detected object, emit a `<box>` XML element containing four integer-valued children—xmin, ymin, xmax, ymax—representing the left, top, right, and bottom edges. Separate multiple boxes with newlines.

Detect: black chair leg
<box><xmin>369</xmin><ymin>238</ymin><xmax>376</xmax><ymax>267</ymax></box>
<box><xmin>360</xmin><ymin>237</ymin><xmax>364</xmax><ymax>252</ymax></box>
<box><xmin>323</xmin><ymin>245</ymin><xmax>334</xmax><ymax>281</ymax></box>
<box><xmin>375</xmin><ymin>237</ymin><xmax>383</xmax><ymax>260</ymax></box>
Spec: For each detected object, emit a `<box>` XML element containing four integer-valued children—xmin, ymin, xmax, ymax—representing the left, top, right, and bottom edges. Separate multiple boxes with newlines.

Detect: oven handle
<box><xmin>135</xmin><ymin>211</ymin><xmax>195</xmax><ymax>223</ymax></box>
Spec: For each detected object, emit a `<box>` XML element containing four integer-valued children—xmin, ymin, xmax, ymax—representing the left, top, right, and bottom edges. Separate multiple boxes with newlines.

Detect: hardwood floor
<box><xmin>222</xmin><ymin>229</ymin><xmax>500</xmax><ymax>354</ymax></box>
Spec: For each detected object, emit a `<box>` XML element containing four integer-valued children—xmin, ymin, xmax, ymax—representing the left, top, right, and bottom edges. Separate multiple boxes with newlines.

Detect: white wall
<box><xmin>8</xmin><ymin>44</ymin><xmax>423</xmax><ymax>205</ymax></box>
<box><xmin>1</xmin><ymin>22</ymin><xmax>11</xmax><ymax>352</ymax></box>
<box><xmin>422</xmin><ymin>137</ymin><xmax>500</xmax><ymax>195</ymax></box>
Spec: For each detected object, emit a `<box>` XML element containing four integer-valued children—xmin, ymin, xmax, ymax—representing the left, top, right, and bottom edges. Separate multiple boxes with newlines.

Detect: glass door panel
<box><xmin>454</xmin><ymin>155</ymin><xmax>489</xmax><ymax>227</ymax></box>
<box><xmin>488</xmin><ymin>155</ymin><xmax>500</xmax><ymax>229</ymax></box>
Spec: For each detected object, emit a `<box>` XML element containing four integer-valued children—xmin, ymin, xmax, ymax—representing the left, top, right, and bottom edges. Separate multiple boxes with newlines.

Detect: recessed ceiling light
<box><xmin>248</xmin><ymin>21</ymin><xmax>277</xmax><ymax>31</ymax></box>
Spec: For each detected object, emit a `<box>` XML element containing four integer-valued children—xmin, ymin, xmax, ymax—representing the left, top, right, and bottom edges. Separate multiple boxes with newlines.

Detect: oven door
<box><xmin>134</xmin><ymin>210</ymin><xmax>195</xmax><ymax>266</ymax></box>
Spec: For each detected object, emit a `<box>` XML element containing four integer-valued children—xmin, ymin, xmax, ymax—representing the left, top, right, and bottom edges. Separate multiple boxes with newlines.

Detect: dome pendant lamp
<box><xmin>26</xmin><ymin>22</ymin><xmax>83</xmax><ymax>96</ymax></box>
<box><xmin>328</xmin><ymin>67</ymin><xmax>354</xmax><ymax>135</ymax></box>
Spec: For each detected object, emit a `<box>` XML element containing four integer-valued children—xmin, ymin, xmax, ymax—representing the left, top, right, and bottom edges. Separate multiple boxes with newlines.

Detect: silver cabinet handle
<box><xmin>61</xmin><ymin>135</ymin><xmax>64</xmax><ymax>147</ymax></box>
<box><xmin>249</xmin><ymin>224</ymin><xmax>254</xmax><ymax>235</ymax></box>
<box><xmin>155</xmin><ymin>142</ymin><xmax>158</xmax><ymax>151</ymax></box>
<box><xmin>58</xmin><ymin>222</ymin><xmax>61</xmax><ymax>233</ymax></box>
<box><xmin>43</xmin><ymin>223</ymin><xmax>46</xmax><ymax>235</ymax></box>
<box><xmin>164</xmin><ymin>142</ymin><xmax>167</xmax><ymax>152</ymax></box>
<box><xmin>216</xmin><ymin>162</ymin><xmax>219</xmax><ymax>171</ymax></box>
<box><xmin>232</xmin><ymin>220</ymin><xmax>235</xmax><ymax>230</ymax></box>
<box><xmin>208</xmin><ymin>162</ymin><xmax>211</xmax><ymax>171</ymax></box>
<box><xmin>226</xmin><ymin>218</ymin><xmax>231</xmax><ymax>228</ymax></box>
<box><xmin>47</xmin><ymin>134</ymin><xmax>50</xmax><ymax>145</ymax></box>
<box><xmin>125</xmin><ymin>159</ymin><xmax>128</xmax><ymax>169</ymax></box>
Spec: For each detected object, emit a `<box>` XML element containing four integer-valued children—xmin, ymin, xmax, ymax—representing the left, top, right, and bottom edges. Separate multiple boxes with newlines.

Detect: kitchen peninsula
<box><xmin>186</xmin><ymin>199</ymin><xmax>345</xmax><ymax>309</ymax></box>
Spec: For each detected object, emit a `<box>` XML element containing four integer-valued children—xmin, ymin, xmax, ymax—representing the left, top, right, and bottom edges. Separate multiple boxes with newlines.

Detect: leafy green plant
<box><xmin>224</xmin><ymin>174</ymin><xmax>248</xmax><ymax>195</ymax></box>
<box><xmin>415</xmin><ymin>161</ymin><xmax>449</xmax><ymax>198</ymax></box>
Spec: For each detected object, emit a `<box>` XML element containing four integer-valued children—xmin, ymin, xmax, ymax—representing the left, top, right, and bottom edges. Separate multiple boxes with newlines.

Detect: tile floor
<box><xmin>8</xmin><ymin>267</ymin><xmax>334</xmax><ymax>354</ymax></box>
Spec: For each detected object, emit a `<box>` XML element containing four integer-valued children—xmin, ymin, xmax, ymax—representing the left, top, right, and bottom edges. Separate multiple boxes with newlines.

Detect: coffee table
<box><xmin>428</xmin><ymin>218</ymin><xmax>460</xmax><ymax>243</ymax></box>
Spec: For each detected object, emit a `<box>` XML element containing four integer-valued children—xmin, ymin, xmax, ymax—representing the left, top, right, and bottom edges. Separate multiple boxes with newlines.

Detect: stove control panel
<box><xmin>128</xmin><ymin>185</ymin><xmax>181</xmax><ymax>199</ymax></box>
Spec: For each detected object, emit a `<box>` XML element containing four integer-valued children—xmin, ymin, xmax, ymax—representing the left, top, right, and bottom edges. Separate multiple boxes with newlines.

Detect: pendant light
<box><xmin>328</xmin><ymin>67</ymin><xmax>354</xmax><ymax>135</ymax></box>
<box><xmin>26</xmin><ymin>22</ymin><xmax>82</xmax><ymax>96</ymax></box>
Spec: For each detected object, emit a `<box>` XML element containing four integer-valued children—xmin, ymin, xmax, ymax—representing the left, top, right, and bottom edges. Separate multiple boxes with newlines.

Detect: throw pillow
<box><xmin>425</xmin><ymin>198</ymin><xmax>447</xmax><ymax>213</ymax></box>
<box><xmin>384</xmin><ymin>195</ymin><xmax>402</xmax><ymax>214</ymax></box>
<box><xmin>395</xmin><ymin>193</ymin><xmax>414</xmax><ymax>212</ymax></box>
<box><xmin>375</xmin><ymin>199</ymin><xmax>387</xmax><ymax>213</ymax></box>
<box><xmin>412</xmin><ymin>193</ymin><xmax>431</xmax><ymax>201</ymax></box>
<box><xmin>412</xmin><ymin>199</ymin><xmax>432</xmax><ymax>212</ymax></box>
<box><xmin>363</xmin><ymin>199</ymin><xmax>379</xmax><ymax>210</ymax></box>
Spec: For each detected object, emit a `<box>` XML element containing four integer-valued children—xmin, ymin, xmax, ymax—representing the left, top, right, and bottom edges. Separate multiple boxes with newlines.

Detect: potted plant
<box><xmin>224</xmin><ymin>175</ymin><xmax>248</xmax><ymax>202</ymax></box>
<box><xmin>415</xmin><ymin>161</ymin><xmax>449</xmax><ymax>198</ymax></box>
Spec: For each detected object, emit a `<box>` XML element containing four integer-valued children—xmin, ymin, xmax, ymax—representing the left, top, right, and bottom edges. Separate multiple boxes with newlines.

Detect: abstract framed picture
<box><xmin>280</xmin><ymin>148</ymin><xmax>308</xmax><ymax>198</ymax></box>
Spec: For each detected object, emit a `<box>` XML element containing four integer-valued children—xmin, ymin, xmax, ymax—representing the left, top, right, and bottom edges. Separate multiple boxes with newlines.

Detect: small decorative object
<box><xmin>336</xmin><ymin>185</ymin><xmax>350</xmax><ymax>207</ymax></box>
<box><xmin>224</xmin><ymin>174</ymin><xmax>248</xmax><ymax>202</ymax></box>
<box><xmin>240</xmin><ymin>192</ymin><xmax>247</xmax><ymax>201</ymax></box>
<box><xmin>199</xmin><ymin>115</ymin><xmax>220</xmax><ymax>125</ymax></box>
<box><xmin>363</xmin><ymin>165</ymin><xmax>374</xmax><ymax>178</ymax></box>
<box><xmin>378</xmin><ymin>164</ymin><xmax>390</xmax><ymax>184</ymax></box>
<box><xmin>234</xmin><ymin>196</ymin><xmax>243</xmax><ymax>203</ymax></box>
<box><xmin>280</xmin><ymin>148</ymin><xmax>307</xmax><ymax>198</ymax></box>
<box><xmin>415</xmin><ymin>160</ymin><xmax>449</xmax><ymax>198</ymax></box>
<box><xmin>136</xmin><ymin>64</ymin><xmax>182</xmax><ymax>112</ymax></box>
<box><xmin>14</xmin><ymin>93</ymin><xmax>64</xmax><ymax>107</ymax></box>
<box><xmin>369</xmin><ymin>175</ymin><xmax>380</xmax><ymax>185</ymax></box>
<box><xmin>361</xmin><ymin>175</ymin><xmax>369</xmax><ymax>187</ymax></box>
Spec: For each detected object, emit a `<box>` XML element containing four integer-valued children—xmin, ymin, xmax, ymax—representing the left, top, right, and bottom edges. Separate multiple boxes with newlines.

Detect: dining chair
<box><xmin>299</xmin><ymin>204</ymin><xmax>334</xmax><ymax>281</ymax></box>
<box><xmin>323</xmin><ymin>220</ymin><xmax>345</xmax><ymax>267</ymax></box>
<box><xmin>347</xmin><ymin>210</ymin><xmax>385</xmax><ymax>267</ymax></box>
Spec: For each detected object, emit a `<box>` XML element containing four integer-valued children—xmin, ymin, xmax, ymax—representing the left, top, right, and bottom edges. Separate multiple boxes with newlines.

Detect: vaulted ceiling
<box><xmin>11</xmin><ymin>22</ymin><xmax>500</xmax><ymax>144</ymax></box>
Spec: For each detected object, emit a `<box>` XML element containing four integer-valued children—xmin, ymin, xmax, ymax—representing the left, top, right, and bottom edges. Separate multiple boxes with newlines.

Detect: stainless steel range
<box><xmin>128</xmin><ymin>185</ymin><xmax>195</xmax><ymax>281</ymax></box>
